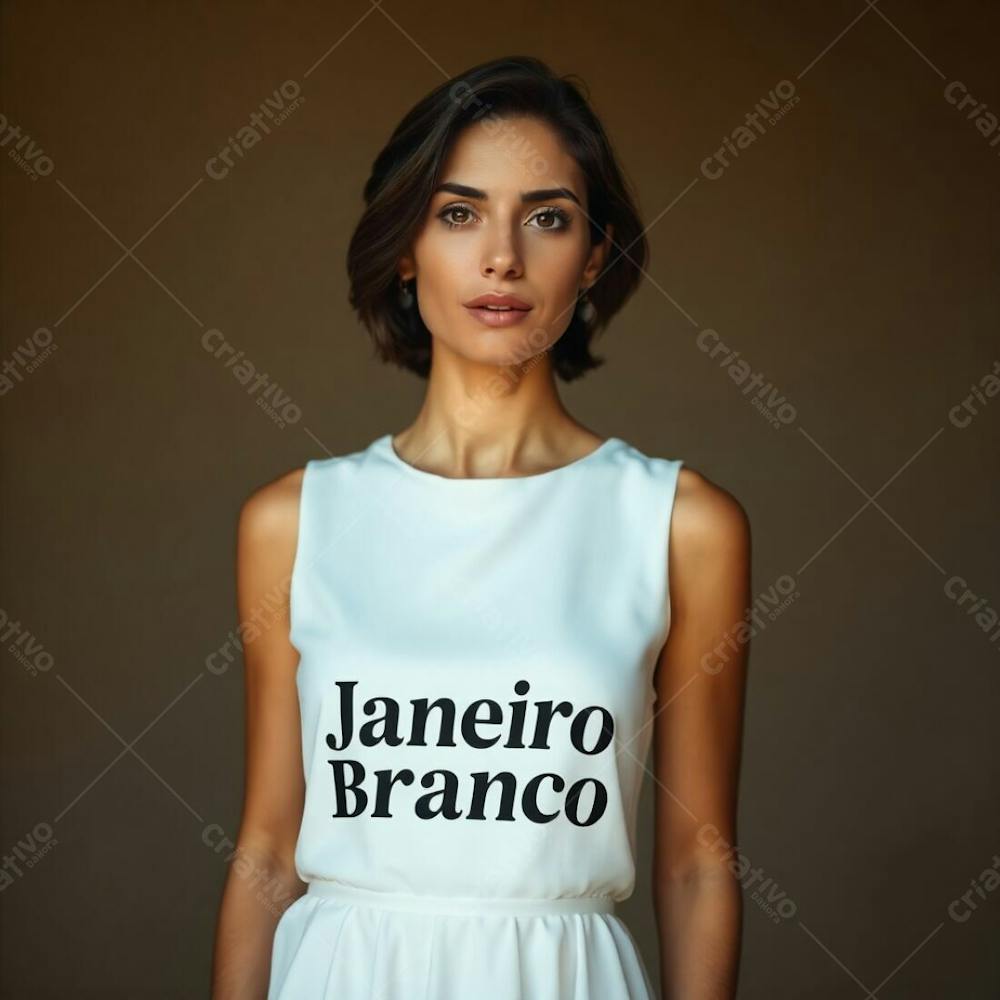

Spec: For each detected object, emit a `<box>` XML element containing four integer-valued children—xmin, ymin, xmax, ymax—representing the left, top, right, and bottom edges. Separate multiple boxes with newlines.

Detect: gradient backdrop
<box><xmin>2</xmin><ymin>1</ymin><xmax>998</xmax><ymax>997</ymax></box>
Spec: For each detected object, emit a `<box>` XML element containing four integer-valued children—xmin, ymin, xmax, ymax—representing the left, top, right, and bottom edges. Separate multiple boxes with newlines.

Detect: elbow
<box><xmin>654</xmin><ymin>845</ymin><xmax>739</xmax><ymax>890</ymax></box>
<box><xmin>230</xmin><ymin>832</ymin><xmax>300</xmax><ymax>886</ymax></box>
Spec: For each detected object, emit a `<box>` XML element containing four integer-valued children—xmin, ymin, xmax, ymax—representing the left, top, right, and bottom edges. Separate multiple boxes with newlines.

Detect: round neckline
<box><xmin>378</xmin><ymin>434</ymin><xmax>620</xmax><ymax>485</ymax></box>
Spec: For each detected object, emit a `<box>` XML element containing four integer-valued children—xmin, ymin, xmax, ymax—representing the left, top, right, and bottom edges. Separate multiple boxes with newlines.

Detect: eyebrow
<box><xmin>433</xmin><ymin>181</ymin><xmax>582</xmax><ymax>208</ymax></box>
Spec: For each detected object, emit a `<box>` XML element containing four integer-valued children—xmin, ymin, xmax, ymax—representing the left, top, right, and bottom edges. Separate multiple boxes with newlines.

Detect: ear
<box><xmin>581</xmin><ymin>222</ymin><xmax>615</xmax><ymax>288</ymax></box>
<box><xmin>397</xmin><ymin>251</ymin><xmax>416</xmax><ymax>282</ymax></box>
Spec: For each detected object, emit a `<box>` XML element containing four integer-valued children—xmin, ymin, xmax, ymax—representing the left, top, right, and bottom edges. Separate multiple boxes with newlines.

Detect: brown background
<box><xmin>2</xmin><ymin>1</ymin><xmax>998</xmax><ymax>997</ymax></box>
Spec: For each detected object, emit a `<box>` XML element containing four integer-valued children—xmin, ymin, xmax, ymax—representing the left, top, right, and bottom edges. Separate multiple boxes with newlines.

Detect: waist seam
<box><xmin>305</xmin><ymin>879</ymin><xmax>617</xmax><ymax>915</ymax></box>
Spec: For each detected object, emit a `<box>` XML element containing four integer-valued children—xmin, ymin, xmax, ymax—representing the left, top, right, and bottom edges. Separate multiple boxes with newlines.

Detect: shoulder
<box><xmin>671</xmin><ymin>464</ymin><xmax>751</xmax><ymax>566</ymax></box>
<box><xmin>237</xmin><ymin>466</ymin><xmax>306</xmax><ymax>567</ymax></box>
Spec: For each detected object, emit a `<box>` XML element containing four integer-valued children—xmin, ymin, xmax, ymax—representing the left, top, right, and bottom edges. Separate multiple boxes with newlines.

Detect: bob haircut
<box><xmin>346</xmin><ymin>55</ymin><xmax>649</xmax><ymax>382</ymax></box>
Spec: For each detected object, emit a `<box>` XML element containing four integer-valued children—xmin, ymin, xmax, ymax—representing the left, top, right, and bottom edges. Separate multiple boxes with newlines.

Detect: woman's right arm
<box><xmin>211</xmin><ymin>470</ymin><xmax>307</xmax><ymax>1000</ymax></box>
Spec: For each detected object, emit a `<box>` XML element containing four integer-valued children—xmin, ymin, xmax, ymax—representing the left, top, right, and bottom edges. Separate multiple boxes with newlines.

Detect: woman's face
<box><xmin>399</xmin><ymin>115</ymin><xmax>612</xmax><ymax>369</ymax></box>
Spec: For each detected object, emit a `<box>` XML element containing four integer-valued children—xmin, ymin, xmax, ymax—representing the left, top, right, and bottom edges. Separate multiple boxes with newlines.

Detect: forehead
<box><xmin>439</xmin><ymin>115</ymin><xmax>585</xmax><ymax>194</ymax></box>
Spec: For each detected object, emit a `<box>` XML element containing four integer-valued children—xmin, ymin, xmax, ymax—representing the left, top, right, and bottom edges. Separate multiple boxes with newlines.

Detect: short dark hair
<box><xmin>346</xmin><ymin>55</ymin><xmax>648</xmax><ymax>382</ymax></box>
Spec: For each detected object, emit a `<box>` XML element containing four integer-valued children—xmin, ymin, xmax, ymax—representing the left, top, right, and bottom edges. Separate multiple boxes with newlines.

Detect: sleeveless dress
<box><xmin>267</xmin><ymin>432</ymin><xmax>684</xmax><ymax>1000</ymax></box>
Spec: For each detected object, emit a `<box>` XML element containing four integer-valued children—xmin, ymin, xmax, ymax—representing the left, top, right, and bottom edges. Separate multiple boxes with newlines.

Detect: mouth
<box><xmin>463</xmin><ymin>294</ymin><xmax>533</xmax><ymax>328</ymax></box>
<box><xmin>463</xmin><ymin>303</ymin><xmax>534</xmax><ymax>328</ymax></box>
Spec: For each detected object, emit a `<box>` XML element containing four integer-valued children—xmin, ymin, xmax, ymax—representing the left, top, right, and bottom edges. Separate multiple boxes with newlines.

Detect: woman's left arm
<box><xmin>651</xmin><ymin>469</ymin><xmax>752</xmax><ymax>1000</ymax></box>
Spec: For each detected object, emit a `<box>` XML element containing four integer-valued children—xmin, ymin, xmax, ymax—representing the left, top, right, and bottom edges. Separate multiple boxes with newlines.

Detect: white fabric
<box><xmin>268</xmin><ymin>432</ymin><xmax>684</xmax><ymax>999</ymax></box>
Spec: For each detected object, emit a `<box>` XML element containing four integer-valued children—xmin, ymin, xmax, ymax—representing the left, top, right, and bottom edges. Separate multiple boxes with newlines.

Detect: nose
<box><xmin>480</xmin><ymin>224</ymin><xmax>524</xmax><ymax>281</ymax></box>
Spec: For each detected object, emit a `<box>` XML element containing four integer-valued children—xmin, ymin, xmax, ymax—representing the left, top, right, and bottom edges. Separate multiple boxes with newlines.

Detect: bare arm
<box><xmin>652</xmin><ymin>469</ymin><xmax>751</xmax><ymax>1000</ymax></box>
<box><xmin>211</xmin><ymin>470</ymin><xmax>308</xmax><ymax>1000</ymax></box>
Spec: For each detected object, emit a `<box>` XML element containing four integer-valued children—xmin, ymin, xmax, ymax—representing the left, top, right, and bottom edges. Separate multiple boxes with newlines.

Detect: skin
<box><xmin>652</xmin><ymin>474</ymin><xmax>749</xmax><ymax>999</ymax></box>
<box><xmin>211</xmin><ymin>114</ymin><xmax>749</xmax><ymax>999</ymax></box>
<box><xmin>392</xmin><ymin>113</ymin><xmax>616</xmax><ymax>473</ymax></box>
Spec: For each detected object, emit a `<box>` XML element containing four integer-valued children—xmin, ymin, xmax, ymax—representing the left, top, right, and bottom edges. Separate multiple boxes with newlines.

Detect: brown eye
<box><xmin>438</xmin><ymin>204</ymin><xmax>476</xmax><ymax>229</ymax></box>
<box><xmin>527</xmin><ymin>207</ymin><xmax>571</xmax><ymax>232</ymax></box>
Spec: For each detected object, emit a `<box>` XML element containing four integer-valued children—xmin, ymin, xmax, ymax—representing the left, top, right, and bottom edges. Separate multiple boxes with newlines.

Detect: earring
<box><xmin>576</xmin><ymin>288</ymin><xmax>596</xmax><ymax>324</ymax></box>
<box><xmin>399</xmin><ymin>278</ymin><xmax>414</xmax><ymax>309</ymax></box>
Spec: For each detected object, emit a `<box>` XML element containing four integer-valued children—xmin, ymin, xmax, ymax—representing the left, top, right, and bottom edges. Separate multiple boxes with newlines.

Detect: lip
<box><xmin>463</xmin><ymin>293</ymin><xmax>532</xmax><ymax>310</ymax></box>
<box><xmin>464</xmin><ymin>304</ymin><xmax>534</xmax><ymax>328</ymax></box>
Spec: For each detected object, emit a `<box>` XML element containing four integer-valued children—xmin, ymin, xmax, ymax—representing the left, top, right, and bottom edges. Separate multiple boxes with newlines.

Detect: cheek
<box><xmin>525</xmin><ymin>244</ymin><xmax>589</xmax><ymax>319</ymax></box>
<box><xmin>413</xmin><ymin>230</ymin><xmax>472</xmax><ymax>297</ymax></box>
<box><xmin>424</xmin><ymin>227</ymin><xmax>468</xmax><ymax>262</ymax></box>
<box><xmin>529</xmin><ymin>235</ymin><xmax>588</xmax><ymax>282</ymax></box>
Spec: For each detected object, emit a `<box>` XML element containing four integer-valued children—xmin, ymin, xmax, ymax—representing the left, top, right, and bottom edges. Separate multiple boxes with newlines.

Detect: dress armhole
<box><xmin>657</xmin><ymin>459</ymin><xmax>685</xmax><ymax>655</ymax></box>
<box><xmin>288</xmin><ymin>460</ymin><xmax>312</xmax><ymax>656</ymax></box>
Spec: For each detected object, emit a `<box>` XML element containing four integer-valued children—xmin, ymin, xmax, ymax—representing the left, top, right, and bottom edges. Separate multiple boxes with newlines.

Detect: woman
<box><xmin>212</xmin><ymin>55</ymin><xmax>749</xmax><ymax>1000</ymax></box>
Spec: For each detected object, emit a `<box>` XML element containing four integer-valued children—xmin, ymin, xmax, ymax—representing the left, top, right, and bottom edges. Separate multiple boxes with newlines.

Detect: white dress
<box><xmin>267</xmin><ymin>432</ymin><xmax>684</xmax><ymax>999</ymax></box>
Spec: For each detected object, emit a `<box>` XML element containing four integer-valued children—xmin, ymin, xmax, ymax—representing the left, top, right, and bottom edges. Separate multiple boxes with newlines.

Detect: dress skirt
<box><xmin>267</xmin><ymin>880</ymin><xmax>657</xmax><ymax>999</ymax></box>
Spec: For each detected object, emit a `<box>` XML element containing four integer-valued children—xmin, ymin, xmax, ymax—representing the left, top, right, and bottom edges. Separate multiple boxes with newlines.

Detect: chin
<box><xmin>450</xmin><ymin>338</ymin><xmax>539</xmax><ymax>370</ymax></box>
